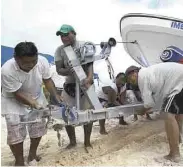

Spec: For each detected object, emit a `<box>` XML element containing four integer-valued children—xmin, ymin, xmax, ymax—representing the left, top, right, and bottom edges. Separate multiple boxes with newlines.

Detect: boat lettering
<box><xmin>171</xmin><ymin>21</ymin><xmax>183</xmax><ymax>30</ymax></box>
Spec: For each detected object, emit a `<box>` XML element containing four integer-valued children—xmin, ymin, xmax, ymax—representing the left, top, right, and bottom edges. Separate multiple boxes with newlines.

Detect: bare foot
<box><xmin>15</xmin><ymin>160</ymin><xmax>25</xmax><ymax>166</ymax></box>
<box><xmin>100</xmin><ymin>129</ymin><xmax>108</xmax><ymax>135</ymax></box>
<box><xmin>84</xmin><ymin>143</ymin><xmax>93</xmax><ymax>153</ymax></box>
<box><xmin>35</xmin><ymin>155</ymin><xmax>41</xmax><ymax>162</ymax></box>
<box><xmin>164</xmin><ymin>154</ymin><xmax>181</xmax><ymax>163</ymax></box>
<box><xmin>65</xmin><ymin>143</ymin><xmax>77</xmax><ymax>149</ymax></box>
<box><xmin>155</xmin><ymin>153</ymin><xmax>181</xmax><ymax>163</ymax></box>
<box><xmin>28</xmin><ymin>155</ymin><xmax>42</xmax><ymax>163</ymax></box>
<box><xmin>119</xmin><ymin>121</ymin><xmax>128</xmax><ymax>125</ymax></box>
<box><xmin>132</xmin><ymin>117</ymin><xmax>138</xmax><ymax>122</ymax></box>
<box><xmin>146</xmin><ymin>115</ymin><xmax>153</xmax><ymax>120</ymax></box>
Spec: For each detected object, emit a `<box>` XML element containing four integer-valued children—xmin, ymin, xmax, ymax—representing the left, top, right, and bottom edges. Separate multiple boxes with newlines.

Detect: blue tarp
<box><xmin>1</xmin><ymin>45</ymin><xmax>54</xmax><ymax>66</ymax></box>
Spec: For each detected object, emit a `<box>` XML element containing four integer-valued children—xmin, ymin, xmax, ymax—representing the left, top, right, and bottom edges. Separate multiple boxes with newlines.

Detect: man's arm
<box><xmin>102</xmin><ymin>86</ymin><xmax>113</xmax><ymax>94</ymax></box>
<box><xmin>43</xmin><ymin>78</ymin><xmax>61</xmax><ymax>104</ymax></box>
<box><xmin>54</xmin><ymin>46</ymin><xmax>73</xmax><ymax>76</ymax></box>
<box><xmin>86</xmin><ymin>62</ymin><xmax>94</xmax><ymax>82</ymax></box>
<box><xmin>102</xmin><ymin>86</ymin><xmax>121</xmax><ymax>106</ymax></box>
<box><xmin>83</xmin><ymin>62</ymin><xmax>94</xmax><ymax>89</ymax></box>
<box><xmin>138</xmin><ymin>75</ymin><xmax>155</xmax><ymax>114</ymax></box>
<box><xmin>55</xmin><ymin>60</ymin><xmax>72</xmax><ymax>76</ymax></box>
<box><xmin>119</xmin><ymin>90</ymin><xmax>126</xmax><ymax>105</ymax></box>
<box><xmin>14</xmin><ymin>90</ymin><xmax>41</xmax><ymax>108</ymax></box>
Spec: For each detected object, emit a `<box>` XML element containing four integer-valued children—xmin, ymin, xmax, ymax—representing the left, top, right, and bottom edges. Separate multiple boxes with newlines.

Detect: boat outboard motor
<box><xmin>100</xmin><ymin>38</ymin><xmax>116</xmax><ymax>82</ymax></box>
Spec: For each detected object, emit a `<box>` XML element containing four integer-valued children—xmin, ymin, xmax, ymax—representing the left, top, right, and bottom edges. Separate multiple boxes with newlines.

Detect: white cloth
<box><xmin>125</xmin><ymin>90</ymin><xmax>138</xmax><ymax>104</ymax></box>
<box><xmin>1</xmin><ymin>56</ymin><xmax>51</xmax><ymax>115</ymax></box>
<box><xmin>50</xmin><ymin>65</ymin><xmax>65</xmax><ymax>88</ymax></box>
<box><xmin>138</xmin><ymin>62</ymin><xmax>183</xmax><ymax>109</ymax></box>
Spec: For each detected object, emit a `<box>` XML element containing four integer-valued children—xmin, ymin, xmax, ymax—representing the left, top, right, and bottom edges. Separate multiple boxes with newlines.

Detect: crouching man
<box><xmin>1</xmin><ymin>42</ymin><xmax>61</xmax><ymax>166</ymax></box>
<box><xmin>97</xmin><ymin>72</ymin><xmax>128</xmax><ymax>134</ymax></box>
<box><xmin>126</xmin><ymin>63</ymin><xmax>183</xmax><ymax>162</ymax></box>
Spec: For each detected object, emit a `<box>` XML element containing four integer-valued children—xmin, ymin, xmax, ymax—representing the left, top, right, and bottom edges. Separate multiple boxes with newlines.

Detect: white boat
<box><xmin>120</xmin><ymin>13</ymin><xmax>183</xmax><ymax>66</ymax></box>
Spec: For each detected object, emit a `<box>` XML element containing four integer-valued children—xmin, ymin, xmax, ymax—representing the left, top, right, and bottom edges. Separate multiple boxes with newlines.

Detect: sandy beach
<box><xmin>1</xmin><ymin>112</ymin><xmax>183</xmax><ymax>166</ymax></box>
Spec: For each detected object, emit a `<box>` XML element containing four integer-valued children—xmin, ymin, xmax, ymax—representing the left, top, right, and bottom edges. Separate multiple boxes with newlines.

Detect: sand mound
<box><xmin>1</xmin><ymin>113</ymin><xmax>183</xmax><ymax>166</ymax></box>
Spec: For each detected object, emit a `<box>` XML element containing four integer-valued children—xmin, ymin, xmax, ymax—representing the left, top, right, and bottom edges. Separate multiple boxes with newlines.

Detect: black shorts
<box><xmin>98</xmin><ymin>98</ymin><xmax>107</xmax><ymax>103</ymax></box>
<box><xmin>162</xmin><ymin>89</ymin><xmax>183</xmax><ymax>114</ymax></box>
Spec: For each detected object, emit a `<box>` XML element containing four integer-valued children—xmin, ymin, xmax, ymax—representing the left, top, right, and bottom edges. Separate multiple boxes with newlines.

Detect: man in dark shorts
<box><xmin>125</xmin><ymin>63</ymin><xmax>183</xmax><ymax>162</ymax></box>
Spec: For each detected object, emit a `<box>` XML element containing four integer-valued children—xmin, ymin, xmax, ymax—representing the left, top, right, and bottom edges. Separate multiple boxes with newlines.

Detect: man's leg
<box><xmin>119</xmin><ymin>116</ymin><xmax>128</xmax><ymax>125</ymax></box>
<box><xmin>81</xmin><ymin>96</ymin><xmax>93</xmax><ymax>150</ymax></box>
<box><xmin>28</xmin><ymin>119</ymin><xmax>47</xmax><ymax>162</ymax></box>
<box><xmin>65</xmin><ymin>125</ymin><xmax>77</xmax><ymax>149</ymax></box>
<box><xmin>84</xmin><ymin>122</ymin><xmax>93</xmax><ymax>148</ymax></box>
<box><xmin>164</xmin><ymin>112</ymin><xmax>180</xmax><ymax>162</ymax></box>
<box><xmin>5</xmin><ymin>114</ymin><xmax>27</xmax><ymax>166</ymax></box>
<box><xmin>175</xmin><ymin>114</ymin><xmax>183</xmax><ymax>143</ymax></box>
<box><xmin>9</xmin><ymin>142</ymin><xmax>24</xmax><ymax>166</ymax></box>
<box><xmin>28</xmin><ymin>137</ymin><xmax>42</xmax><ymax>162</ymax></box>
<box><xmin>62</xmin><ymin>90</ymin><xmax>77</xmax><ymax>148</ymax></box>
<box><xmin>98</xmin><ymin>101</ymin><xmax>108</xmax><ymax>135</ymax></box>
<box><xmin>99</xmin><ymin>119</ymin><xmax>108</xmax><ymax>135</ymax></box>
<box><xmin>133</xmin><ymin>114</ymin><xmax>138</xmax><ymax>121</ymax></box>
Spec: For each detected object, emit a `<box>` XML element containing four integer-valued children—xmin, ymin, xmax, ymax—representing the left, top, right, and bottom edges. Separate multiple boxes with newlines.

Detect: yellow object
<box><xmin>42</xmin><ymin>84</ymin><xmax>50</xmax><ymax>102</ymax></box>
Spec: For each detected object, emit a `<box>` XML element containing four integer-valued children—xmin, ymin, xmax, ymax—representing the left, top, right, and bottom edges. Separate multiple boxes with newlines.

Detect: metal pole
<box><xmin>76</xmin><ymin>81</ymin><xmax>80</xmax><ymax>110</ymax></box>
<box><xmin>95</xmin><ymin>40</ymin><xmax>136</xmax><ymax>46</ymax></box>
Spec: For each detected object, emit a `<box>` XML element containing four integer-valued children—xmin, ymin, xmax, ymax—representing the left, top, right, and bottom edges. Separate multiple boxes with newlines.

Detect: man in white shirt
<box><xmin>49</xmin><ymin>65</ymin><xmax>65</xmax><ymax>103</ymax></box>
<box><xmin>50</xmin><ymin>65</ymin><xmax>65</xmax><ymax>89</ymax></box>
<box><xmin>97</xmin><ymin>72</ymin><xmax>128</xmax><ymax>134</ymax></box>
<box><xmin>125</xmin><ymin>63</ymin><xmax>183</xmax><ymax>162</ymax></box>
<box><xmin>1</xmin><ymin>42</ymin><xmax>61</xmax><ymax>166</ymax></box>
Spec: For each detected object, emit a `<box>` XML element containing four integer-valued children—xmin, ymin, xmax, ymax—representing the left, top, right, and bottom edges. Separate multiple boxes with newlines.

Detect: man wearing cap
<box><xmin>125</xmin><ymin>63</ymin><xmax>183</xmax><ymax>162</ymax></box>
<box><xmin>54</xmin><ymin>24</ymin><xmax>94</xmax><ymax>150</ymax></box>
<box><xmin>125</xmin><ymin>66</ymin><xmax>152</xmax><ymax>121</ymax></box>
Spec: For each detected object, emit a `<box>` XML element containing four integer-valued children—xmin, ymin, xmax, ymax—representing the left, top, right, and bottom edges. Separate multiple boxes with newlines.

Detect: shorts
<box><xmin>162</xmin><ymin>89</ymin><xmax>183</xmax><ymax>114</ymax></box>
<box><xmin>4</xmin><ymin>114</ymin><xmax>47</xmax><ymax>145</ymax></box>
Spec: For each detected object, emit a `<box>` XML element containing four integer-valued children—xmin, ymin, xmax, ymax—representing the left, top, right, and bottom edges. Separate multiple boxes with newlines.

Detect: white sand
<box><xmin>1</xmin><ymin>113</ymin><xmax>183</xmax><ymax>166</ymax></box>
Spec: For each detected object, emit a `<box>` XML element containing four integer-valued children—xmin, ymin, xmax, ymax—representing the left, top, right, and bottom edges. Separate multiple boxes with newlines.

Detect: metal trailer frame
<box><xmin>20</xmin><ymin>40</ymin><xmax>146</xmax><ymax>126</ymax></box>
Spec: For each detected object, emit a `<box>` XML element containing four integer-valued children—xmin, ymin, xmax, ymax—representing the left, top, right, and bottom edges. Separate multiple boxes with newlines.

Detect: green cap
<box><xmin>56</xmin><ymin>24</ymin><xmax>76</xmax><ymax>36</ymax></box>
